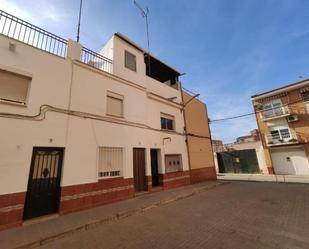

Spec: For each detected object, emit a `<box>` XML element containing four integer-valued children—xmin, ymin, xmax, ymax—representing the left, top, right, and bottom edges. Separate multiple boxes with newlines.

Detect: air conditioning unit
<box><xmin>287</xmin><ymin>115</ymin><xmax>298</xmax><ymax>122</ymax></box>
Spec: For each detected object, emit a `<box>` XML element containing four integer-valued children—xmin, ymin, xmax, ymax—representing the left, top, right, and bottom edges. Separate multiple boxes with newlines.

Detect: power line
<box><xmin>209</xmin><ymin>97</ymin><xmax>307</xmax><ymax>123</ymax></box>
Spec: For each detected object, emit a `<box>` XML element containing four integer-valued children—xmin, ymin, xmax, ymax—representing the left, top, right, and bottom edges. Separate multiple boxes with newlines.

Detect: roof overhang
<box><xmin>251</xmin><ymin>78</ymin><xmax>309</xmax><ymax>101</ymax></box>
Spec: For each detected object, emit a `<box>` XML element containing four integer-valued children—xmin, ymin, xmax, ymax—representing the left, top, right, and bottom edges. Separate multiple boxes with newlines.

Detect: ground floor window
<box><xmin>165</xmin><ymin>154</ymin><xmax>183</xmax><ymax>173</ymax></box>
<box><xmin>98</xmin><ymin>147</ymin><xmax>124</xmax><ymax>178</ymax></box>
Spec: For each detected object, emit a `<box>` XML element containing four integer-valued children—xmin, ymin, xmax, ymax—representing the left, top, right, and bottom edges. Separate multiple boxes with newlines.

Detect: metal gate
<box><xmin>23</xmin><ymin>147</ymin><xmax>64</xmax><ymax>220</ymax></box>
<box><xmin>217</xmin><ymin>149</ymin><xmax>260</xmax><ymax>174</ymax></box>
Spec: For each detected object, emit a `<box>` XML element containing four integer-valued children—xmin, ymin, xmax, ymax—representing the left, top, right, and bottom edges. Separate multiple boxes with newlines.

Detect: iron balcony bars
<box><xmin>80</xmin><ymin>47</ymin><xmax>113</xmax><ymax>74</ymax></box>
<box><xmin>0</xmin><ymin>9</ymin><xmax>67</xmax><ymax>57</ymax></box>
<box><xmin>0</xmin><ymin>9</ymin><xmax>112</xmax><ymax>73</ymax></box>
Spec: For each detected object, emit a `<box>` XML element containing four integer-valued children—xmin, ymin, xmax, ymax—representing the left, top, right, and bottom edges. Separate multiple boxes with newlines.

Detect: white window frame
<box><xmin>262</xmin><ymin>99</ymin><xmax>283</xmax><ymax>119</ymax></box>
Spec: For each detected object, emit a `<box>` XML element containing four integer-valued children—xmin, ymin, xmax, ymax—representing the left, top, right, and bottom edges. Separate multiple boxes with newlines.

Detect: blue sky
<box><xmin>1</xmin><ymin>0</ymin><xmax>309</xmax><ymax>143</ymax></box>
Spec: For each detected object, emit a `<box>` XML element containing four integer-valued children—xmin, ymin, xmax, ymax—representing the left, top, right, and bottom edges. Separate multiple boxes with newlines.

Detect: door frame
<box><xmin>23</xmin><ymin>147</ymin><xmax>64</xmax><ymax>220</ymax></box>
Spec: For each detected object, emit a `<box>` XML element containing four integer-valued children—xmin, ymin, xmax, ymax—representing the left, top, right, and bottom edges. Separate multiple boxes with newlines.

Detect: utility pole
<box><xmin>133</xmin><ymin>0</ymin><xmax>151</xmax><ymax>74</ymax></box>
<box><xmin>77</xmin><ymin>0</ymin><xmax>83</xmax><ymax>42</ymax></box>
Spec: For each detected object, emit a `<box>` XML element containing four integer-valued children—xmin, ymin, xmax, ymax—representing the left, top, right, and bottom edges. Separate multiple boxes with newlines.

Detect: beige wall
<box><xmin>182</xmin><ymin>92</ymin><xmax>215</xmax><ymax>170</ymax></box>
<box><xmin>0</xmin><ymin>35</ymin><xmax>189</xmax><ymax>195</ymax></box>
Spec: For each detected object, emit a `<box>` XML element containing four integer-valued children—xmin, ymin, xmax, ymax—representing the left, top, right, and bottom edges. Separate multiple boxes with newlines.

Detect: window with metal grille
<box><xmin>0</xmin><ymin>69</ymin><xmax>31</xmax><ymax>105</ymax></box>
<box><xmin>124</xmin><ymin>50</ymin><xmax>136</xmax><ymax>72</ymax></box>
<box><xmin>161</xmin><ymin>113</ymin><xmax>175</xmax><ymax>131</ymax></box>
<box><xmin>98</xmin><ymin>147</ymin><xmax>124</xmax><ymax>178</ymax></box>
<box><xmin>106</xmin><ymin>91</ymin><xmax>124</xmax><ymax>117</ymax></box>
<box><xmin>165</xmin><ymin>154</ymin><xmax>182</xmax><ymax>173</ymax></box>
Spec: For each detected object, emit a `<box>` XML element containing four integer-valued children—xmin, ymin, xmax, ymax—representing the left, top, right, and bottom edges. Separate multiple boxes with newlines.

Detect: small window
<box><xmin>165</xmin><ymin>154</ymin><xmax>182</xmax><ymax>173</ymax></box>
<box><xmin>161</xmin><ymin>113</ymin><xmax>175</xmax><ymax>131</ymax></box>
<box><xmin>301</xmin><ymin>92</ymin><xmax>309</xmax><ymax>102</ymax></box>
<box><xmin>98</xmin><ymin>147</ymin><xmax>124</xmax><ymax>178</ymax></box>
<box><xmin>124</xmin><ymin>50</ymin><xmax>136</xmax><ymax>72</ymax></box>
<box><xmin>106</xmin><ymin>91</ymin><xmax>124</xmax><ymax>117</ymax></box>
<box><xmin>0</xmin><ymin>69</ymin><xmax>31</xmax><ymax>105</ymax></box>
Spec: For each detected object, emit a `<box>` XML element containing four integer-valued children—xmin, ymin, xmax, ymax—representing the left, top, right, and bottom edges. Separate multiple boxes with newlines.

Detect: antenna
<box><xmin>133</xmin><ymin>0</ymin><xmax>151</xmax><ymax>74</ymax></box>
<box><xmin>76</xmin><ymin>0</ymin><xmax>83</xmax><ymax>42</ymax></box>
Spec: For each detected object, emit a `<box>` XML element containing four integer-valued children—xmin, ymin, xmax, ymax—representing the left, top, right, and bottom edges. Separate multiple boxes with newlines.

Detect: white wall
<box><xmin>0</xmin><ymin>35</ymin><xmax>188</xmax><ymax>194</ymax></box>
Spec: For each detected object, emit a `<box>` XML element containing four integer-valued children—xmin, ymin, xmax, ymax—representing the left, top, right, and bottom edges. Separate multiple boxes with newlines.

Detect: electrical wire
<box><xmin>0</xmin><ymin>104</ymin><xmax>211</xmax><ymax>140</ymax></box>
<box><xmin>209</xmin><ymin>97</ymin><xmax>307</xmax><ymax>123</ymax></box>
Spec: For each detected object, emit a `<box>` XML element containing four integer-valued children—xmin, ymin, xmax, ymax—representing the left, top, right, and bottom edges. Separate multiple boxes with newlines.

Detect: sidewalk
<box><xmin>217</xmin><ymin>173</ymin><xmax>309</xmax><ymax>183</ymax></box>
<box><xmin>0</xmin><ymin>181</ymin><xmax>226</xmax><ymax>249</ymax></box>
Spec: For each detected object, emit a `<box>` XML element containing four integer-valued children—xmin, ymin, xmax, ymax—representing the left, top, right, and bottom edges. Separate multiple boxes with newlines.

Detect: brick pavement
<box><xmin>40</xmin><ymin>182</ymin><xmax>309</xmax><ymax>249</ymax></box>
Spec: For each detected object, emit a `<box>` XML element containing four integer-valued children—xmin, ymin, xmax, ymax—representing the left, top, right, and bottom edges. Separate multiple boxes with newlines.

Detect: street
<box><xmin>41</xmin><ymin>181</ymin><xmax>309</xmax><ymax>249</ymax></box>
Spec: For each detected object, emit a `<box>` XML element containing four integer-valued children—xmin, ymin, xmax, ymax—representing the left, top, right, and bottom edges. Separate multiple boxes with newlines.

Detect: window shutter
<box><xmin>0</xmin><ymin>70</ymin><xmax>30</xmax><ymax>103</ymax></box>
<box><xmin>107</xmin><ymin>94</ymin><xmax>123</xmax><ymax>117</ymax></box>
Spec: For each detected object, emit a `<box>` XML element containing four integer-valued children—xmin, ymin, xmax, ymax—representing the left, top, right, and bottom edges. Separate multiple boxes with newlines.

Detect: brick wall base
<box><xmin>267</xmin><ymin>167</ymin><xmax>275</xmax><ymax>174</ymax></box>
<box><xmin>190</xmin><ymin>167</ymin><xmax>217</xmax><ymax>184</ymax></box>
<box><xmin>1</xmin><ymin>167</ymin><xmax>219</xmax><ymax>231</ymax></box>
<box><xmin>59</xmin><ymin>177</ymin><xmax>134</xmax><ymax>214</ymax></box>
<box><xmin>0</xmin><ymin>192</ymin><xmax>25</xmax><ymax>231</ymax></box>
<box><xmin>160</xmin><ymin>171</ymin><xmax>191</xmax><ymax>190</ymax></box>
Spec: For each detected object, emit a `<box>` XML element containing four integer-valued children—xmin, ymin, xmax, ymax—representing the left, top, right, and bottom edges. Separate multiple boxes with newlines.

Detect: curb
<box><xmin>13</xmin><ymin>181</ymin><xmax>229</xmax><ymax>249</ymax></box>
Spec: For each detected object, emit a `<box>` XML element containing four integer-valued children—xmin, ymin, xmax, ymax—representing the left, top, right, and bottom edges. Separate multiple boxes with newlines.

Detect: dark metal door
<box><xmin>151</xmin><ymin>149</ymin><xmax>159</xmax><ymax>186</ymax></box>
<box><xmin>23</xmin><ymin>147</ymin><xmax>64</xmax><ymax>220</ymax></box>
<box><xmin>133</xmin><ymin>148</ymin><xmax>146</xmax><ymax>192</ymax></box>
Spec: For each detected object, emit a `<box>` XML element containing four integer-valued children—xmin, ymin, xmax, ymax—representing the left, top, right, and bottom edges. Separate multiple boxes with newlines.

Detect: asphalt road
<box><xmin>42</xmin><ymin>181</ymin><xmax>309</xmax><ymax>249</ymax></box>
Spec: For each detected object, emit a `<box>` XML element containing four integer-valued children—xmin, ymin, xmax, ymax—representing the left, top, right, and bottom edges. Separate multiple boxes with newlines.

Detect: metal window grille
<box><xmin>98</xmin><ymin>147</ymin><xmax>123</xmax><ymax>178</ymax></box>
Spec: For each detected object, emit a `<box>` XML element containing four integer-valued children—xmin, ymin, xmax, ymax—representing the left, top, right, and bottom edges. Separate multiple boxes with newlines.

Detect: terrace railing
<box><xmin>0</xmin><ymin>9</ymin><xmax>67</xmax><ymax>57</ymax></box>
<box><xmin>80</xmin><ymin>47</ymin><xmax>113</xmax><ymax>74</ymax></box>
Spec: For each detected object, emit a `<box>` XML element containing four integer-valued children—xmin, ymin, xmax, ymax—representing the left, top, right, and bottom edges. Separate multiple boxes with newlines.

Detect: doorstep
<box><xmin>0</xmin><ymin>181</ymin><xmax>226</xmax><ymax>249</ymax></box>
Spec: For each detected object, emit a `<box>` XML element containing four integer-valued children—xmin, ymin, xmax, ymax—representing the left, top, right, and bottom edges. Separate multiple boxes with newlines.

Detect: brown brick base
<box><xmin>160</xmin><ymin>171</ymin><xmax>191</xmax><ymax>190</ymax></box>
<box><xmin>59</xmin><ymin>177</ymin><xmax>134</xmax><ymax>214</ymax></box>
<box><xmin>0</xmin><ymin>192</ymin><xmax>25</xmax><ymax>231</ymax></box>
<box><xmin>267</xmin><ymin>167</ymin><xmax>275</xmax><ymax>174</ymax></box>
<box><xmin>190</xmin><ymin>167</ymin><xmax>217</xmax><ymax>184</ymax></box>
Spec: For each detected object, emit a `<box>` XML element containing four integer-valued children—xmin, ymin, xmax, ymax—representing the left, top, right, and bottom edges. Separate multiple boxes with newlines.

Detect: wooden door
<box><xmin>133</xmin><ymin>148</ymin><xmax>146</xmax><ymax>192</ymax></box>
<box><xmin>23</xmin><ymin>147</ymin><xmax>64</xmax><ymax>220</ymax></box>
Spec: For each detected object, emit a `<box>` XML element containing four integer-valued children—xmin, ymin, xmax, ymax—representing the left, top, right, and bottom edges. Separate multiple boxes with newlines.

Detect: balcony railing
<box><xmin>80</xmin><ymin>47</ymin><xmax>113</xmax><ymax>74</ymax></box>
<box><xmin>0</xmin><ymin>9</ymin><xmax>67</xmax><ymax>57</ymax></box>
<box><xmin>262</xmin><ymin>106</ymin><xmax>290</xmax><ymax>120</ymax></box>
<box><xmin>266</xmin><ymin>130</ymin><xmax>298</xmax><ymax>146</ymax></box>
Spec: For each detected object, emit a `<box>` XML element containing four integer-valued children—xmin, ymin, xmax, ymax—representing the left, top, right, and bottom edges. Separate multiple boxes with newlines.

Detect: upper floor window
<box><xmin>161</xmin><ymin>113</ymin><xmax>175</xmax><ymax>131</ymax></box>
<box><xmin>301</xmin><ymin>91</ymin><xmax>309</xmax><ymax>102</ymax></box>
<box><xmin>98</xmin><ymin>147</ymin><xmax>123</xmax><ymax>178</ymax></box>
<box><xmin>263</xmin><ymin>99</ymin><xmax>283</xmax><ymax>119</ymax></box>
<box><xmin>106</xmin><ymin>91</ymin><xmax>124</xmax><ymax>118</ymax></box>
<box><xmin>124</xmin><ymin>50</ymin><xmax>136</xmax><ymax>72</ymax></box>
<box><xmin>0</xmin><ymin>69</ymin><xmax>31</xmax><ymax>105</ymax></box>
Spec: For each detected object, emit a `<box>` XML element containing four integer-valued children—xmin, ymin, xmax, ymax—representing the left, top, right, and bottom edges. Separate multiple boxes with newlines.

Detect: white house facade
<box><xmin>0</xmin><ymin>10</ymin><xmax>191</xmax><ymax>230</ymax></box>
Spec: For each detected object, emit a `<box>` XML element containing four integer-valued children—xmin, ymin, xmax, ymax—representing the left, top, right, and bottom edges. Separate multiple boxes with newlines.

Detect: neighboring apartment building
<box><xmin>235</xmin><ymin>129</ymin><xmax>260</xmax><ymax>143</ymax></box>
<box><xmin>252</xmin><ymin>78</ymin><xmax>309</xmax><ymax>175</ymax></box>
<box><xmin>0</xmin><ymin>10</ymin><xmax>214</xmax><ymax>230</ymax></box>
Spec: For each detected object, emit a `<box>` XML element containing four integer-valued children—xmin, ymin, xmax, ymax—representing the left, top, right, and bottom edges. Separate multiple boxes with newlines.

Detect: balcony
<box><xmin>262</xmin><ymin>106</ymin><xmax>290</xmax><ymax>121</ymax></box>
<box><xmin>266</xmin><ymin>129</ymin><xmax>299</xmax><ymax>146</ymax></box>
<box><xmin>0</xmin><ymin>9</ymin><xmax>112</xmax><ymax>74</ymax></box>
